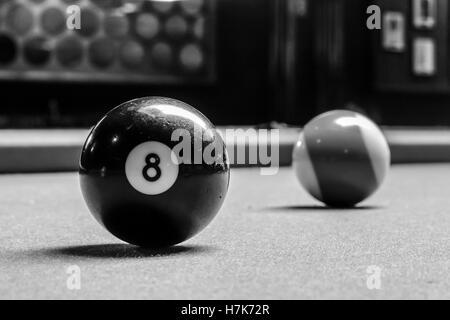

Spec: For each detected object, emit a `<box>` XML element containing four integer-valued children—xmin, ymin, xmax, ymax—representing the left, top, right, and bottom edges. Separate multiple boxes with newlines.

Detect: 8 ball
<box><xmin>79</xmin><ymin>97</ymin><xmax>230</xmax><ymax>248</ymax></box>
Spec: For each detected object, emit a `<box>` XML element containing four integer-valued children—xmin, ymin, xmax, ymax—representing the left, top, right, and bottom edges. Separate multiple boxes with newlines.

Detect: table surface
<box><xmin>1</xmin><ymin>164</ymin><xmax>450</xmax><ymax>299</ymax></box>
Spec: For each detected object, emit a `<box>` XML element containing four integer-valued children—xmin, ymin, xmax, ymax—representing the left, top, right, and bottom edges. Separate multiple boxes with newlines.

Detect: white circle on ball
<box><xmin>125</xmin><ymin>141</ymin><xmax>179</xmax><ymax>195</ymax></box>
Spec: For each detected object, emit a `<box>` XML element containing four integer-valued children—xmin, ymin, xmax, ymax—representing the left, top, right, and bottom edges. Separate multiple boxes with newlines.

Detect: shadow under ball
<box><xmin>79</xmin><ymin>97</ymin><xmax>230</xmax><ymax>248</ymax></box>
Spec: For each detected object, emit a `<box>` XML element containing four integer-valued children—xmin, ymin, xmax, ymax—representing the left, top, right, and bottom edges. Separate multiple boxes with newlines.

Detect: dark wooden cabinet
<box><xmin>0</xmin><ymin>0</ymin><xmax>274</xmax><ymax>127</ymax></box>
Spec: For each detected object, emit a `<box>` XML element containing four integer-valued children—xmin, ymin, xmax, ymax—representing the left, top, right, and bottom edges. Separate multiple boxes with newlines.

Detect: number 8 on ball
<box><xmin>125</xmin><ymin>141</ymin><xmax>179</xmax><ymax>195</ymax></box>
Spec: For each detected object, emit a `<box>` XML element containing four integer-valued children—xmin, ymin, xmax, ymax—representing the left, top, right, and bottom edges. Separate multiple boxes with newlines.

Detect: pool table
<box><xmin>1</xmin><ymin>129</ymin><xmax>450</xmax><ymax>299</ymax></box>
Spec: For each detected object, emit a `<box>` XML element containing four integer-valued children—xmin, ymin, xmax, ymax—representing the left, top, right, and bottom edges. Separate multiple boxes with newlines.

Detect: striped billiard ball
<box><xmin>292</xmin><ymin>110</ymin><xmax>390</xmax><ymax>207</ymax></box>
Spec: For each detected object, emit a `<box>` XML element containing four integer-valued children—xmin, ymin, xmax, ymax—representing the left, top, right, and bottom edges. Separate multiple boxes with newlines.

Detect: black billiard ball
<box><xmin>79</xmin><ymin>97</ymin><xmax>230</xmax><ymax>248</ymax></box>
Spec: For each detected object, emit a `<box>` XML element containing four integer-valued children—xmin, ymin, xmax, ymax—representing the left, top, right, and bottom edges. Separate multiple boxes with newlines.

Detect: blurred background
<box><xmin>0</xmin><ymin>0</ymin><xmax>448</xmax><ymax>127</ymax></box>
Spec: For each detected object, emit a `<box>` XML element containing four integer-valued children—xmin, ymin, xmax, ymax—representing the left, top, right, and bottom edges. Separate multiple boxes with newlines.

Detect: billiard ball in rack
<box><xmin>292</xmin><ymin>110</ymin><xmax>391</xmax><ymax>207</ymax></box>
<box><xmin>79</xmin><ymin>97</ymin><xmax>230</xmax><ymax>248</ymax></box>
<box><xmin>0</xmin><ymin>0</ymin><xmax>213</xmax><ymax>82</ymax></box>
